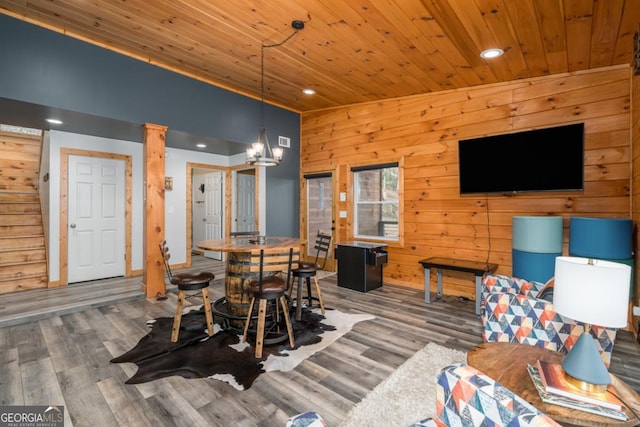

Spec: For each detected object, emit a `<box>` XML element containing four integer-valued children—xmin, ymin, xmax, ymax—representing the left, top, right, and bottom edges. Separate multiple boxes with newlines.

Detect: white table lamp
<box><xmin>553</xmin><ymin>256</ymin><xmax>630</xmax><ymax>392</ymax></box>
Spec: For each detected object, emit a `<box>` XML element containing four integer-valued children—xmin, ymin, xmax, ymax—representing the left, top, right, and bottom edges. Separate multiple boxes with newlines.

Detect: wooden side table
<box><xmin>468</xmin><ymin>342</ymin><xmax>640</xmax><ymax>426</ymax></box>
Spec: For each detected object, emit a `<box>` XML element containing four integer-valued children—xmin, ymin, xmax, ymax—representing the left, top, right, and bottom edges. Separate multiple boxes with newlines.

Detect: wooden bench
<box><xmin>419</xmin><ymin>257</ymin><xmax>498</xmax><ymax>315</ymax></box>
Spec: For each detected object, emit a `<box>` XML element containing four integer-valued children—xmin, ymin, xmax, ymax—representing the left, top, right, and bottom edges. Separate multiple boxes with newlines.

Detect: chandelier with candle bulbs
<box><xmin>246</xmin><ymin>20</ymin><xmax>305</xmax><ymax>166</ymax></box>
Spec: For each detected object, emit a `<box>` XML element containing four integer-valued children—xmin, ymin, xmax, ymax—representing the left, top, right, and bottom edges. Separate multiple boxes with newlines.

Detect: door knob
<box><xmin>70</xmin><ymin>223</ymin><xmax>76</xmax><ymax>228</ymax></box>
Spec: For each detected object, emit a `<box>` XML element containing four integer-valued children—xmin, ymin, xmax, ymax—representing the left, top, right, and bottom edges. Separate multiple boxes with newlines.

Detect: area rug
<box><xmin>339</xmin><ymin>342</ymin><xmax>466</xmax><ymax>426</ymax></box>
<box><xmin>110</xmin><ymin>307</ymin><xmax>373</xmax><ymax>390</ymax></box>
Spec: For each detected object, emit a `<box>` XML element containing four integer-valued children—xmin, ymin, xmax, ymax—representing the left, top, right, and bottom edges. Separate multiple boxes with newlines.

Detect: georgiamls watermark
<box><xmin>0</xmin><ymin>406</ymin><xmax>64</xmax><ymax>427</ymax></box>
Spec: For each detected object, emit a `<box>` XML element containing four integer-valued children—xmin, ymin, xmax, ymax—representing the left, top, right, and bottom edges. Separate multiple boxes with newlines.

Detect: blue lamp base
<box><xmin>561</xmin><ymin>332</ymin><xmax>611</xmax><ymax>393</ymax></box>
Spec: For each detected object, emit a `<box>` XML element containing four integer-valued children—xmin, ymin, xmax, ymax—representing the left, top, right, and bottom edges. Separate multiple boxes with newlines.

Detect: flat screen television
<box><xmin>458</xmin><ymin>123</ymin><xmax>584</xmax><ymax>195</ymax></box>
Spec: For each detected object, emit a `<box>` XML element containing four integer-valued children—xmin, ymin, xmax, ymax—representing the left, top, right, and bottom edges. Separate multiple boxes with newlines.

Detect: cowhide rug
<box><xmin>110</xmin><ymin>306</ymin><xmax>373</xmax><ymax>390</ymax></box>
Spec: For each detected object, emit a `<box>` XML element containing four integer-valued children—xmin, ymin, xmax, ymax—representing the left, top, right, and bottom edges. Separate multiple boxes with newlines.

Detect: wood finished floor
<box><xmin>1</xmin><ymin>256</ymin><xmax>639</xmax><ymax>426</ymax></box>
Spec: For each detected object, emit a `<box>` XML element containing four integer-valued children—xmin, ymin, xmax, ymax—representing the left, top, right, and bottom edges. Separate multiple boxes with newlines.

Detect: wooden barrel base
<box><xmin>225</xmin><ymin>252</ymin><xmax>281</xmax><ymax>318</ymax></box>
<box><xmin>212</xmin><ymin>297</ymin><xmax>247</xmax><ymax>331</ymax></box>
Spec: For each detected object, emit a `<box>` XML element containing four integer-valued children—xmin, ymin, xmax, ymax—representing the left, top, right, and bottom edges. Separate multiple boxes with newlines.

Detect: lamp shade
<box><xmin>512</xmin><ymin>216</ymin><xmax>563</xmax><ymax>253</ymax></box>
<box><xmin>512</xmin><ymin>249</ymin><xmax>559</xmax><ymax>283</ymax></box>
<box><xmin>569</xmin><ymin>217</ymin><xmax>632</xmax><ymax>259</ymax></box>
<box><xmin>553</xmin><ymin>256</ymin><xmax>630</xmax><ymax>328</ymax></box>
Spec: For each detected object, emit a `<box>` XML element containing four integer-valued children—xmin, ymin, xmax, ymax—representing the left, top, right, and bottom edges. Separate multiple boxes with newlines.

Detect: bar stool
<box><xmin>242</xmin><ymin>247</ymin><xmax>296</xmax><ymax>358</ymax></box>
<box><xmin>290</xmin><ymin>232</ymin><xmax>331</xmax><ymax>321</ymax></box>
<box><xmin>159</xmin><ymin>240</ymin><xmax>215</xmax><ymax>342</ymax></box>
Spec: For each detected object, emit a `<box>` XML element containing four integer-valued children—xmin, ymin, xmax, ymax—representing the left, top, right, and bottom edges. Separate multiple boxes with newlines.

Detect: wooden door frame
<box><xmin>186</xmin><ymin>162</ymin><xmax>232</xmax><ymax>267</ymax></box>
<box><xmin>233</xmin><ymin>167</ymin><xmax>259</xmax><ymax>234</ymax></box>
<box><xmin>59</xmin><ymin>148</ymin><xmax>132</xmax><ymax>286</ymax></box>
<box><xmin>185</xmin><ymin>163</ymin><xmax>260</xmax><ymax>267</ymax></box>
<box><xmin>300</xmin><ymin>170</ymin><xmax>337</xmax><ymax>271</ymax></box>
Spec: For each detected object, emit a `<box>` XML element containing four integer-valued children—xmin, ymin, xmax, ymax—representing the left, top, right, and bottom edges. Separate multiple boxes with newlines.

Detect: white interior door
<box><xmin>236</xmin><ymin>171</ymin><xmax>255</xmax><ymax>232</ymax></box>
<box><xmin>204</xmin><ymin>171</ymin><xmax>223</xmax><ymax>260</ymax></box>
<box><xmin>68</xmin><ymin>155</ymin><xmax>125</xmax><ymax>283</ymax></box>
<box><xmin>192</xmin><ymin>174</ymin><xmax>206</xmax><ymax>249</ymax></box>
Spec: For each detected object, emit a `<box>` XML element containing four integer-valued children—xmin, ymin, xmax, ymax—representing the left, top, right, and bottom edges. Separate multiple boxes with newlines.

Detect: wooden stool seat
<box><xmin>171</xmin><ymin>272</ymin><xmax>215</xmax><ymax>289</ymax></box>
<box><xmin>297</xmin><ymin>261</ymin><xmax>321</xmax><ymax>271</ymax></box>
<box><xmin>160</xmin><ymin>241</ymin><xmax>215</xmax><ymax>343</ymax></box>
<box><xmin>246</xmin><ymin>276</ymin><xmax>290</xmax><ymax>295</ymax></box>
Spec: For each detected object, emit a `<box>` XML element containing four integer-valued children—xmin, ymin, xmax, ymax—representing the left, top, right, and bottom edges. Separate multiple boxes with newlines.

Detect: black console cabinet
<box><xmin>336</xmin><ymin>241</ymin><xmax>388</xmax><ymax>292</ymax></box>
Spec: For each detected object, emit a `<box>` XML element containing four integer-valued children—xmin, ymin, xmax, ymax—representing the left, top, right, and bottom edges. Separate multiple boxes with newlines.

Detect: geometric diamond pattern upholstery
<box><xmin>409</xmin><ymin>418</ymin><xmax>445</xmax><ymax>427</ymax></box>
<box><xmin>480</xmin><ymin>274</ymin><xmax>617</xmax><ymax>368</ymax></box>
<box><xmin>286</xmin><ymin>411</ymin><xmax>328</xmax><ymax>427</ymax></box>
<box><xmin>482</xmin><ymin>274</ymin><xmax>541</xmax><ymax>299</ymax></box>
<box><xmin>429</xmin><ymin>363</ymin><xmax>560</xmax><ymax>427</ymax></box>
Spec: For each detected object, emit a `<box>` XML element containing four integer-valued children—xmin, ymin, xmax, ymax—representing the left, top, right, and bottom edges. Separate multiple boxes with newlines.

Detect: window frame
<box><xmin>351</xmin><ymin>160</ymin><xmax>403</xmax><ymax>243</ymax></box>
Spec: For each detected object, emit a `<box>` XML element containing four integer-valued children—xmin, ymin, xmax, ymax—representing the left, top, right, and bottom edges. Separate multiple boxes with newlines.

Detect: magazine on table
<box><xmin>527</xmin><ymin>364</ymin><xmax>628</xmax><ymax>421</ymax></box>
<box><xmin>536</xmin><ymin>360</ymin><xmax>623</xmax><ymax>410</ymax></box>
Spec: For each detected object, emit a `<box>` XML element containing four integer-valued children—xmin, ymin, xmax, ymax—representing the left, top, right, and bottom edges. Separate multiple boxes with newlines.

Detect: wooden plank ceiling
<box><xmin>1</xmin><ymin>0</ymin><xmax>639</xmax><ymax>112</ymax></box>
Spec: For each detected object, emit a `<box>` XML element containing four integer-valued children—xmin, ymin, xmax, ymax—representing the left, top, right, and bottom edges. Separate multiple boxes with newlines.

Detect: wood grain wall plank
<box><xmin>301</xmin><ymin>66</ymin><xmax>632</xmax><ymax>298</ymax></box>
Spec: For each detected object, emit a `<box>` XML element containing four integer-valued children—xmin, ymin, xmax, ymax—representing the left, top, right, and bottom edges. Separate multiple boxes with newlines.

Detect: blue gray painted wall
<box><xmin>0</xmin><ymin>14</ymin><xmax>300</xmax><ymax>236</ymax></box>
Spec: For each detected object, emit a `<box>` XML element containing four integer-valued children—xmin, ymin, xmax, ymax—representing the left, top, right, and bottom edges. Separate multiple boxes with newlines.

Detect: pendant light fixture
<box><xmin>246</xmin><ymin>20</ymin><xmax>305</xmax><ymax>166</ymax></box>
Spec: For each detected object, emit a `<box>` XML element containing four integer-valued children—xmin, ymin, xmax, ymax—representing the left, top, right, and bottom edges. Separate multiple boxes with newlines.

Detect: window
<box><xmin>353</xmin><ymin>163</ymin><xmax>399</xmax><ymax>240</ymax></box>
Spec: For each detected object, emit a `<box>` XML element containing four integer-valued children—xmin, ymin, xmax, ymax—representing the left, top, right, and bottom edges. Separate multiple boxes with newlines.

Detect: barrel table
<box><xmin>196</xmin><ymin>236</ymin><xmax>301</xmax><ymax>332</ymax></box>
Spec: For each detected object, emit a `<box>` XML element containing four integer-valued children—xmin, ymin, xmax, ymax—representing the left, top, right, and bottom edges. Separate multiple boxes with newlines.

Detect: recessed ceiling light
<box><xmin>196</xmin><ymin>143</ymin><xmax>206</xmax><ymax>148</ymax></box>
<box><xmin>46</xmin><ymin>118</ymin><xmax>63</xmax><ymax>125</ymax></box>
<box><xmin>302</xmin><ymin>88</ymin><xmax>316</xmax><ymax>95</ymax></box>
<box><xmin>480</xmin><ymin>48</ymin><xmax>504</xmax><ymax>59</ymax></box>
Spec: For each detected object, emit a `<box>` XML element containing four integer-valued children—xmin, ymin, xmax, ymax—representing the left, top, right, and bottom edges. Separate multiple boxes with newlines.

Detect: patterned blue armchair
<box><xmin>480</xmin><ymin>274</ymin><xmax>617</xmax><ymax>367</ymax></box>
<box><xmin>413</xmin><ymin>363</ymin><xmax>559</xmax><ymax>427</ymax></box>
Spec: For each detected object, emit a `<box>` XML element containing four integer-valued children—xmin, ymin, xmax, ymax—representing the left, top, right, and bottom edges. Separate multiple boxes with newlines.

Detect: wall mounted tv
<box><xmin>458</xmin><ymin>123</ymin><xmax>584</xmax><ymax>195</ymax></box>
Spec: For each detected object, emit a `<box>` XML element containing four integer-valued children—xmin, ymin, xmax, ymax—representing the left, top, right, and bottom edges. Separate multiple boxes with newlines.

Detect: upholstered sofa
<box><xmin>412</xmin><ymin>363</ymin><xmax>559</xmax><ymax>426</ymax></box>
<box><xmin>480</xmin><ymin>273</ymin><xmax>617</xmax><ymax>367</ymax></box>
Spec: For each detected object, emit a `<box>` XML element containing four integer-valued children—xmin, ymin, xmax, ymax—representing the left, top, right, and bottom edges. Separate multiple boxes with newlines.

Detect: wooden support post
<box><xmin>142</xmin><ymin>123</ymin><xmax>167</xmax><ymax>298</ymax></box>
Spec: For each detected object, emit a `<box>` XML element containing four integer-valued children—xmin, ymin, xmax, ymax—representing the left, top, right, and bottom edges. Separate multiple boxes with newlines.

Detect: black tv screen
<box><xmin>458</xmin><ymin>123</ymin><xmax>584</xmax><ymax>194</ymax></box>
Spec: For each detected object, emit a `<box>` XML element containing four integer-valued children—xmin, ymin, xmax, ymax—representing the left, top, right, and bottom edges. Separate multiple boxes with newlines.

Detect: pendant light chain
<box><xmin>260</xmin><ymin>43</ymin><xmax>265</xmax><ymax>130</ymax></box>
<box><xmin>260</xmin><ymin>27</ymin><xmax>301</xmax><ymax>129</ymax></box>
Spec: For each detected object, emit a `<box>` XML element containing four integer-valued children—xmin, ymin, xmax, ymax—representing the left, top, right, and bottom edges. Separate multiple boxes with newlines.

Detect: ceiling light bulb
<box><xmin>196</xmin><ymin>143</ymin><xmax>206</xmax><ymax>148</ymax></box>
<box><xmin>46</xmin><ymin>118</ymin><xmax>63</xmax><ymax>124</ymax></box>
<box><xmin>480</xmin><ymin>48</ymin><xmax>504</xmax><ymax>59</ymax></box>
<box><xmin>303</xmin><ymin>88</ymin><xmax>316</xmax><ymax>95</ymax></box>
<box><xmin>252</xmin><ymin>142</ymin><xmax>264</xmax><ymax>155</ymax></box>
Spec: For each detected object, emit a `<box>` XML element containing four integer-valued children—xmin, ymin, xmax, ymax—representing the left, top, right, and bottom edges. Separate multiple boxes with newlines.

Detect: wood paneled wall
<box><xmin>632</xmin><ymin>69</ymin><xmax>640</xmax><ymax>334</ymax></box>
<box><xmin>301</xmin><ymin>66</ymin><xmax>632</xmax><ymax>301</ymax></box>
